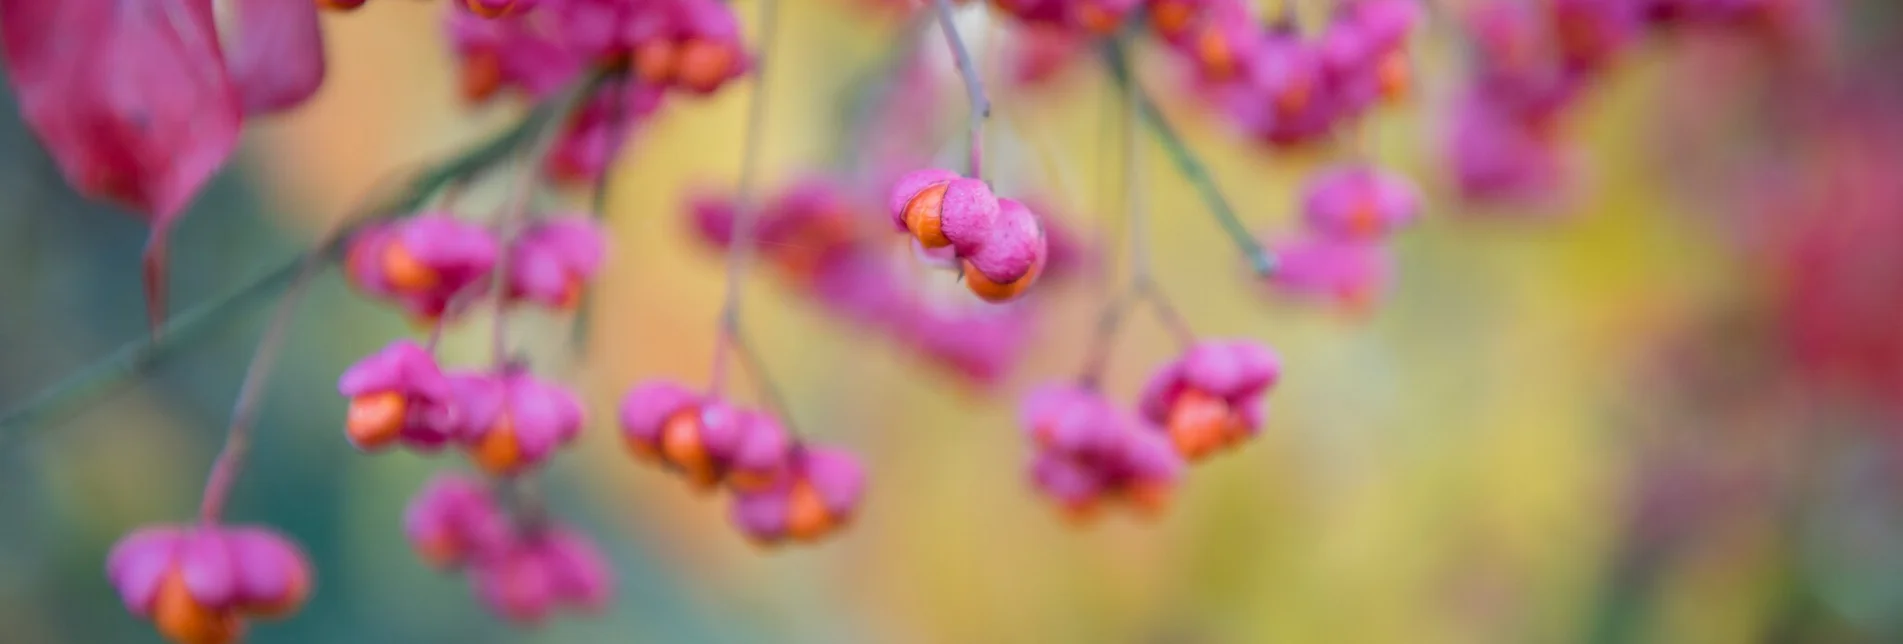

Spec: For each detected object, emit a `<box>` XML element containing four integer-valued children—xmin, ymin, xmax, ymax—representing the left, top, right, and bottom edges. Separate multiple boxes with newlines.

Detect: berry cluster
<box><xmin>690</xmin><ymin>178</ymin><xmax>1091</xmax><ymax>384</ymax></box>
<box><xmin>890</xmin><ymin>169</ymin><xmax>1051</xmax><ymax>303</ymax></box>
<box><xmin>405</xmin><ymin>474</ymin><xmax>614</xmax><ymax>623</ymax></box>
<box><xmin>108</xmin><ymin>526</ymin><xmax>312</xmax><ymax>644</ymax></box>
<box><xmin>443</xmin><ymin>0</ymin><xmax>751</xmax><ymax>183</ymax></box>
<box><xmin>1261</xmin><ymin>164</ymin><xmax>1421</xmax><ymax>313</ymax></box>
<box><xmin>620</xmin><ymin>381</ymin><xmax>867</xmax><ymax>546</ymax></box>
<box><xmin>1022</xmin><ymin>340</ymin><xmax>1279</xmax><ymax>522</ymax></box>
<box><xmin>1445</xmin><ymin>0</ymin><xmax>1815</xmax><ymax>205</ymax></box>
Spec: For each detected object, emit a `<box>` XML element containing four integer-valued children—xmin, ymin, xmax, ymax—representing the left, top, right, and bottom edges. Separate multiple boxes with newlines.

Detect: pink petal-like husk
<box><xmin>887</xmin><ymin>168</ymin><xmax>960</xmax><ymax>229</ymax></box>
<box><xmin>617</xmin><ymin>380</ymin><xmax>701</xmax><ymax>443</ymax></box>
<box><xmin>965</xmin><ymin>197</ymin><xmax>1045</xmax><ymax>284</ymax></box>
<box><xmin>937</xmin><ymin>179</ymin><xmax>1001</xmax><ymax>253</ymax></box>
<box><xmin>225</xmin><ymin>0</ymin><xmax>325</xmax><ymax>115</ymax></box>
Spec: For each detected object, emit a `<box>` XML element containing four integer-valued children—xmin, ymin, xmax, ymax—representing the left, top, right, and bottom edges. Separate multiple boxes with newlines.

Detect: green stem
<box><xmin>1100</xmin><ymin>41</ymin><xmax>1277</xmax><ymax>277</ymax></box>
<box><xmin>0</xmin><ymin>71</ymin><xmax>605</xmax><ymax>442</ymax></box>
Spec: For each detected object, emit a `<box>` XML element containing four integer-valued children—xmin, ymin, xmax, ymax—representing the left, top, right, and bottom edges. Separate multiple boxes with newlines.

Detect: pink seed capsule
<box><xmin>455</xmin><ymin>371</ymin><xmax>586</xmax><ymax>477</ymax></box>
<box><xmin>336</xmin><ymin>341</ymin><xmax>460</xmax><ymax>452</ymax></box>
<box><xmin>107</xmin><ymin>524</ymin><xmax>312</xmax><ymax>644</ymax></box>
<box><xmin>505</xmin><ymin>216</ymin><xmax>608</xmax><ymax>310</ymax></box>
<box><xmin>729</xmin><ymin>447</ymin><xmax>866</xmax><ymax>546</ymax></box>
<box><xmin>404</xmin><ymin>473</ymin><xmax>512</xmax><ymax>569</ymax></box>
<box><xmin>1136</xmin><ymin>340</ymin><xmax>1279</xmax><ymax>461</ymax></box>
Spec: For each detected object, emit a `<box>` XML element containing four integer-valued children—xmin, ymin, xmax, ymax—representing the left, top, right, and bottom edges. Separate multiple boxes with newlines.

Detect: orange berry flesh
<box><xmin>903</xmin><ymin>183</ymin><xmax>952</xmax><ymax>248</ymax></box>
<box><xmin>239</xmin><ymin>568</ymin><xmax>309</xmax><ymax>619</ymax></box>
<box><xmin>1347</xmin><ymin>194</ymin><xmax>1384</xmax><ymax>237</ymax></box>
<box><xmin>1165</xmin><ymin>389</ymin><xmax>1237</xmax><ymax>460</ymax></box>
<box><xmin>1150</xmin><ymin>1</ymin><xmax>1193</xmax><ymax>37</ymax></box>
<box><xmin>471</xmin><ymin>416</ymin><xmax>523</xmax><ymax>475</ymax></box>
<box><xmin>964</xmin><ymin>261</ymin><xmax>1039</xmax><ymax>303</ymax></box>
<box><xmin>785</xmin><ymin>480</ymin><xmax>836</xmax><ymax>542</ymax></box>
<box><xmin>1075</xmin><ymin>4</ymin><xmax>1121</xmax><ymax>34</ymax></box>
<box><xmin>726</xmin><ymin>467</ymin><xmax>782</xmax><ymax>492</ymax></box>
<box><xmin>1275</xmin><ymin>80</ymin><xmax>1314</xmax><ymax>117</ymax></box>
<box><xmin>346</xmin><ymin>392</ymin><xmax>408</xmax><ymax>450</ymax></box>
<box><xmin>660</xmin><ymin>409</ymin><xmax>718</xmax><ymax>483</ymax></box>
<box><xmin>460</xmin><ymin>52</ymin><xmax>506</xmax><ymax>104</ymax></box>
<box><xmin>379</xmin><ymin>241</ymin><xmax>440</xmax><ymax>293</ymax></box>
<box><xmin>1377</xmin><ymin>52</ymin><xmax>1411</xmax><ymax>102</ymax></box>
<box><xmin>634</xmin><ymin>40</ymin><xmax>681</xmax><ymax>85</ymax></box>
<box><xmin>677</xmin><ymin>40</ymin><xmax>737</xmax><ymax>93</ymax></box>
<box><xmin>1196</xmin><ymin>29</ymin><xmax>1235</xmax><ymax>79</ymax></box>
<box><xmin>1124</xmin><ymin>482</ymin><xmax>1173</xmax><ymax>518</ymax></box>
<box><xmin>154</xmin><ymin>569</ymin><xmax>241</xmax><ymax>644</ymax></box>
<box><xmin>1061</xmin><ymin>499</ymin><xmax>1101</xmax><ymax>527</ymax></box>
<box><xmin>463</xmin><ymin>0</ymin><xmax>514</xmax><ymax>18</ymax></box>
<box><xmin>414</xmin><ymin>533</ymin><xmax>465</xmax><ymax>569</ymax></box>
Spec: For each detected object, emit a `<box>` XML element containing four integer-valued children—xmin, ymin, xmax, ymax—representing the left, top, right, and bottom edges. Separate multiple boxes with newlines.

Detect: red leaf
<box><xmin>0</xmin><ymin>0</ymin><xmax>243</xmax><ymax>333</ymax></box>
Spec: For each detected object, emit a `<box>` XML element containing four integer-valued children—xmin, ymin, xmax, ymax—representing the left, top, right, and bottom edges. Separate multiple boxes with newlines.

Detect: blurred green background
<box><xmin>4</xmin><ymin>1</ymin><xmax>1903</xmax><ymax>643</ymax></box>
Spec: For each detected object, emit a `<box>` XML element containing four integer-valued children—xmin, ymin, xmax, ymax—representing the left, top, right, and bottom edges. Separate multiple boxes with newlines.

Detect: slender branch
<box><xmin>486</xmin><ymin>77</ymin><xmax>597</xmax><ymax>367</ymax></box>
<box><xmin>1101</xmin><ymin>41</ymin><xmax>1277</xmax><ymax>277</ymax></box>
<box><xmin>197</xmin><ymin>244</ymin><xmax>326</xmax><ymax>523</ymax></box>
<box><xmin>930</xmin><ymin>0</ymin><xmax>990</xmax><ymax>180</ymax></box>
<box><xmin>0</xmin><ymin>69</ymin><xmax>611</xmax><ymax>444</ymax></box>
<box><xmin>710</xmin><ymin>0</ymin><xmax>781</xmax><ymax>395</ymax></box>
<box><xmin>1076</xmin><ymin>289</ymin><xmax>1136</xmax><ymax>389</ymax></box>
<box><xmin>730</xmin><ymin>323</ymin><xmax>800</xmax><ymax>437</ymax></box>
<box><xmin>836</xmin><ymin>15</ymin><xmax>930</xmax><ymax>177</ymax></box>
<box><xmin>498</xmin><ymin>474</ymin><xmax>550</xmax><ymax>537</ymax></box>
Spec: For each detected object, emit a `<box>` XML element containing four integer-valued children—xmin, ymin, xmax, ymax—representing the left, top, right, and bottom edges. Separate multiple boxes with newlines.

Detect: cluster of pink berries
<box><xmin>439</xmin><ymin>0</ymin><xmax>753</xmax><ymax>183</ymax></box>
<box><xmin>890</xmin><ymin>168</ymin><xmax>1051</xmax><ymax>303</ymax></box>
<box><xmin>328</xmin><ymin>208</ymin><xmax>614</xmax><ymax>623</ymax></box>
<box><xmin>620</xmin><ymin>381</ymin><xmax>867</xmax><ymax>546</ymax></box>
<box><xmin>1445</xmin><ymin>0</ymin><xmax>1815</xmax><ymax>205</ymax></box>
<box><xmin>1023</xmin><ymin>340</ymin><xmax>1278</xmax><ymax>522</ymax></box>
<box><xmin>1261</xmin><ymin>164</ymin><xmax>1421</xmax><ymax>313</ymax></box>
<box><xmin>1158</xmin><ymin>0</ymin><xmax>1421</xmax><ymax>147</ymax></box>
<box><xmin>405</xmin><ymin>474</ymin><xmax>614</xmax><ymax>623</ymax></box>
<box><xmin>690</xmin><ymin>178</ymin><xmax>1090</xmax><ymax>384</ymax></box>
<box><xmin>108</xmin><ymin>526</ymin><xmax>312</xmax><ymax>644</ymax></box>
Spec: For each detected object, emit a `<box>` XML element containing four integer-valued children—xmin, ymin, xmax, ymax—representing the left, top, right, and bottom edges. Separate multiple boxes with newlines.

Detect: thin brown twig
<box><xmin>710</xmin><ymin>0</ymin><xmax>782</xmax><ymax>395</ymax></box>
<box><xmin>930</xmin><ymin>0</ymin><xmax>990</xmax><ymax>180</ymax></box>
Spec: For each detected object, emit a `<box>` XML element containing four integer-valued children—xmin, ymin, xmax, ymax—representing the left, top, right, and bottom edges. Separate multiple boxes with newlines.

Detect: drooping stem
<box><xmin>498</xmin><ymin>474</ymin><xmax>550</xmax><ymax>537</ymax></box>
<box><xmin>1101</xmin><ymin>41</ymin><xmax>1277</xmax><ymax>277</ymax></box>
<box><xmin>1078</xmin><ymin>83</ymin><xmax>1143</xmax><ymax>388</ymax></box>
<box><xmin>1076</xmin><ymin>289</ymin><xmax>1136</xmax><ymax>389</ymax></box>
<box><xmin>729</xmin><ymin>323</ymin><xmax>799</xmax><ymax>436</ymax></box>
<box><xmin>488</xmin><ymin>73</ymin><xmax>606</xmax><ymax>367</ymax></box>
<box><xmin>709</xmin><ymin>0</ymin><xmax>781</xmax><ymax>395</ymax></box>
<box><xmin>0</xmin><ymin>68</ymin><xmax>613</xmax><ymax>446</ymax></box>
<box><xmin>198</xmin><ymin>241</ymin><xmax>327</xmax><ymax>523</ymax></box>
<box><xmin>930</xmin><ymin>0</ymin><xmax>990</xmax><ymax>180</ymax></box>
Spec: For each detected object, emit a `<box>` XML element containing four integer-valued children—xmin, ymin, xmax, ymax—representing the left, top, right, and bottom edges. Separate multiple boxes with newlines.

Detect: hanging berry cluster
<box><xmin>688</xmin><ymin>178</ymin><xmax>1090</xmax><ymax>385</ymax></box>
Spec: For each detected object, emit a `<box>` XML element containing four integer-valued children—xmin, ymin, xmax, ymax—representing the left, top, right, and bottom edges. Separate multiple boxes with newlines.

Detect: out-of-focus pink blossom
<box><xmin>107</xmin><ymin>524</ymin><xmax>312</xmax><ymax>643</ymax></box>
<box><xmin>456</xmin><ymin>371</ymin><xmax>587</xmax><ymax>476</ymax></box>
<box><xmin>470</xmin><ymin>527</ymin><xmax>614</xmax><ymax>623</ymax></box>
<box><xmin>1020</xmin><ymin>385</ymin><xmax>1184</xmax><ymax>522</ymax></box>
<box><xmin>1137</xmin><ymin>340</ymin><xmax>1279</xmax><ymax>460</ymax></box>
<box><xmin>345</xmin><ymin>214</ymin><xmax>500</xmax><ymax>324</ymax></box>
<box><xmin>337</xmin><ymin>341</ymin><xmax>461</xmax><ymax>452</ymax></box>
<box><xmin>1301</xmin><ymin>164</ymin><xmax>1421</xmax><ymax>240</ymax></box>
<box><xmin>506</xmin><ymin>216</ymin><xmax>608</xmax><ymax>310</ymax></box>
<box><xmin>618</xmin><ymin>381</ymin><xmax>794</xmax><ymax>490</ymax></box>
<box><xmin>1263</xmin><ymin>235</ymin><xmax>1393</xmax><ymax>313</ymax></box>
<box><xmin>729</xmin><ymin>447</ymin><xmax>866</xmax><ymax>546</ymax></box>
<box><xmin>405</xmin><ymin>474</ymin><xmax>513</xmax><ymax>569</ymax></box>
